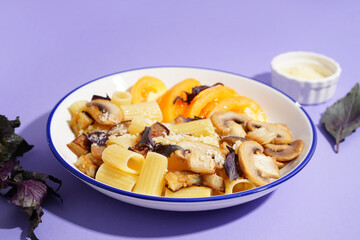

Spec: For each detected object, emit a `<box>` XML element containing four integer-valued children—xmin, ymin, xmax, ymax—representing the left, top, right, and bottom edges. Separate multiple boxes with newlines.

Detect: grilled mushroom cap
<box><xmin>150</xmin><ymin>122</ymin><xmax>170</xmax><ymax>138</ymax></box>
<box><xmin>86</xmin><ymin>99</ymin><xmax>123</xmax><ymax>125</ymax></box>
<box><xmin>246</xmin><ymin>120</ymin><xmax>292</xmax><ymax>145</ymax></box>
<box><xmin>210</xmin><ymin>111</ymin><xmax>251</xmax><ymax>137</ymax></box>
<box><xmin>219</xmin><ymin>136</ymin><xmax>249</xmax><ymax>155</ymax></box>
<box><xmin>219</xmin><ymin>136</ymin><xmax>248</xmax><ymax>146</ymax></box>
<box><xmin>90</xmin><ymin>144</ymin><xmax>106</xmax><ymax>163</ymax></box>
<box><xmin>264</xmin><ymin>139</ymin><xmax>304</xmax><ymax>161</ymax></box>
<box><xmin>237</xmin><ymin>140</ymin><xmax>280</xmax><ymax>186</ymax></box>
<box><xmin>174</xmin><ymin>141</ymin><xmax>225</xmax><ymax>174</ymax></box>
<box><xmin>108</xmin><ymin>120</ymin><xmax>132</xmax><ymax>136</ymax></box>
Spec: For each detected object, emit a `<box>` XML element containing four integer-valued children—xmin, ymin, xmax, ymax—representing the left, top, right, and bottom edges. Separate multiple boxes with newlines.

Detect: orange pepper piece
<box><xmin>204</xmin><ymin>95</ymin><xmax>266</xmax><ymax>121</ymax></box>
<box><xmin>131</xmin><ymin>76</ymin><xmax>167</xmax><ymax>104</ymax></box>
<box><xmin>184</xmin><ymin>85</ymin><xmax>238</xmax><ymax>118</ymax></box>
<box><xmin>159</xmin><ymin>78</ymin><xmax>201</xmax><ymax>122</ymax></box>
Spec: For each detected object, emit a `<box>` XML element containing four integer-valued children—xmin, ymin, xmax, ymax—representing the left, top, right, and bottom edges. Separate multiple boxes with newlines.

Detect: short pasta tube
<box><xmin>111</xmin><ymin>91</ymin><xmax>132</xmax><ymax>107</ymax></box>
<box><xmin>168</xmin><ymin>119</ymin><xmax>216</xmax><ymax>137</ymax></box>
<box><xmin>120</xmin><ymin>101</ymin><xmax>163</xmax><ymax>122</ymax></box>
<box><xmin>164</xmin><ymin>186</ymin><xmax>212</xmax><ymax>198</ymax></box>
<box><xmin>133</xmin><ymin>152</ymin><xmax>168</xmax><ymax>196</ymax></box>
<box><xmin>224</xmin><ymin>178</ymin><xmax>256</xmax><ymax>195</ymax></box>
<box><xmin>68</xmin><ymin>100</ymin><xmax>88</xmax><ymax>116</ymax></box>
<box><xmin>153</xmin><ymin>134</ymin><xmax>219</xmax><ymax>147</ymax></box>
<box><xmin>128</xmin><ymin>116</ymin><xmax>154</xmax><ymax>135</ymax></box>
<box><xmin>102</xmin><ymin>144</ymin><xmax>144</xmax><ymax>174</ymax></box>
<box><xmin>107</xmin><ymin>134</ymin><xmax>139</xmax><ymax>149</ymax></box>
<box><xmin>95</xmin><ymin>163</ymin><xmax>138</xmax><ymax>191</ymax></box>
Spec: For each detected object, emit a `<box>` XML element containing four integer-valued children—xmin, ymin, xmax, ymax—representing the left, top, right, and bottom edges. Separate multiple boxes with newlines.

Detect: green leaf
<box><xmin>321</xmin><ymin>83</ymin><xmax>360</xmax><ymax>153</ymax></box>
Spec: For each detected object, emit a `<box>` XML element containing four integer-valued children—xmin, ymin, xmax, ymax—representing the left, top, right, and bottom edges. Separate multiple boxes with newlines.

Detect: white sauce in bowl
<box><xmin>279</xmin><ymin>63</ymin><xmax>332</xmax><ymax>80</ymax></box>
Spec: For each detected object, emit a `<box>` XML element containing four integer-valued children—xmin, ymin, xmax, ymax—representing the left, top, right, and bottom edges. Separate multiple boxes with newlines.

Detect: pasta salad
<box><xmin>67</xmin><ymin>76</ymin><xmax>304</xmax><ymax>198</ymax></box>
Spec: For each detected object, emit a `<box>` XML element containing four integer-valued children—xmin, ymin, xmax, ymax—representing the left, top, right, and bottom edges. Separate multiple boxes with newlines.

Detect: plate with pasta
<box><xmin>47</xmin><ymin>66</ymin><xmax>316</xmax><ymax>211</ymax></box>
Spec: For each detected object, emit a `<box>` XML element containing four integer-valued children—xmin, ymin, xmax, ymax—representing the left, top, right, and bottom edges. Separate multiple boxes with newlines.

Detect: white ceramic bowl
<box><xmin>271</xmin><ymin>51</ymin><xmax>341</xmax><ymax>105</ymax></box>
<box><xmin>47</xmin><ymin>66</ymin><xmax>316</xmax><ymax>211</ymax></box>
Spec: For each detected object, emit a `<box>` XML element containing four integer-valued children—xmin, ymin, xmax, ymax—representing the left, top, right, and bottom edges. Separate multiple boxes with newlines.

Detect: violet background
<box><xmin>1</xmin><ymin>1</ymin><xmax>359</xmax><ymax>240</ymax></box>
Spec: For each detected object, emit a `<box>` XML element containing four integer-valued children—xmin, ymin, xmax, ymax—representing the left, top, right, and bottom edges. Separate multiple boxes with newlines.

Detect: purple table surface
<box><xmin>1</xmin><ymin>1</ymin><xmax>359</xmax><ymax>240</ymax></box>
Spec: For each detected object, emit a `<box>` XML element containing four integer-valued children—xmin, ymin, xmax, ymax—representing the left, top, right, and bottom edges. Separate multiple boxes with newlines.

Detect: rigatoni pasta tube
<box><xmin>133</xmin><ymin>152</ymin><xmax>168</xmax><ymax>196</ymax></box>
<box><xmin>224</xmin><ymin>178</ymin><xmax>256</xmax><ymax>195</ymax></box>
<box><xmin>111</xmin><ymin>91</ymin><xmax>132</xmax><ymax>107</ymax></box>
<box><xmin>120</xmin><ymin>101</ymin><xmax>163</xmax><ymax>122</ymax></box>
<box><xmin>102</xmin><ymin>144</ymin><xmax>144</xmax><ymax>174</ymax></box>
<box><xmin>168</xmin><ymin>119</ymin><xmax>216</xmax><ymax>137</ymax></box>
<box><xmin>68</xmin><ymin>100</ymin><xmax>88</xmax><ymax>116</ymax></box>
<box><xmin>128</xmin><ymin>116</ymin><xmax>154</xmax><ymax>135</ymax></box>
<box><xmin>107</xmin><ymin>134</ymin><xmax>139</xmax><ymax>149</ymax></box>
<box><xmin>153</xmin><ymin>134</ymin><xmax>219</xmax><ymax>147</ymax></box>
<box><xmin>164</xmin><ymin>186</ymin><xmax>212</xmax><ymax>198</ymax></box>
<box><xmin>95</xmin><ymin>163</ymin><xmax>138</xmax><ymax>191</ymax></box>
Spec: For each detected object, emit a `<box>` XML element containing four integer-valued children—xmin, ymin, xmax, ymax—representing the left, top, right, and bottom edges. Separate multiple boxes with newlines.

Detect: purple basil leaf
<box><xmin>9</xmin><ymin>180</ymin><xmax>47</xmax><ymax>208</ymax></box>
<box><xmin>152</xmin><ymin>143</ymin><xmax>183</xmax><ymax>157</ymax></box>
<box><xmin>11</xmin><ymin>169</ymin><xmax>62</xmax><ymax>192</ymax></box>
<box><xmin>87</xmin><ymin>132</ymin><xmax>108</xmax><ymax>146</ymax></box>
<box><xmin>9</xmin><ymin>117</ymin><xmax>21</xmax><ymax>128</ymax></box>
<box><xmin>0</xmin><ymin>115</ymin><xmax>33</xmax><ymax>162</ymax></box>
<box><xmin>224</xmin><ymin>146</ymin><xmax>240</xmax><ymax>181</ymax></box>
<box><xmin>174</xmin><ymin>115</ymin><xmax>203</xmax><ymax>124</ymax></box>
<box><xmin>173</xmin><ymin>83</ymin><xmax>223</xmax><ymax>104</ymax></box>
<box><xmin>138</xmin><ymin>127</ymin><xmax>155</xmax><ymax>148</ymax></box>
<box><xmin>173</xmin><ymin>85</ymin><xmax>210</xmax><ymax>104</ymax></box>
<box><xmin>0</xmin><ymin>158</ymin><xmax>17</xmax><ymax>180</ymax></box>
<box><xmin>128</xmin><ymin>145</ymin><xmax>149</xmax><ymax>156</ymax></box>
<box><xmin>183</xmin><ymin>116</ymin><xmax>203</xmax><ymax>122</ymax></box>
<box><xmin>24</xmin><ymin>206</ymin><xmax>43</xmax><ymax>240</ymax></box>
<box><xmin>321</xmin><ymin>83</ymin><xmax>360</xmax><ymax>153</ymax></box>
<box><xmin>91</xmin><ymin>94</ymin><xmax>111</xmax><ymax>101</ymax></box>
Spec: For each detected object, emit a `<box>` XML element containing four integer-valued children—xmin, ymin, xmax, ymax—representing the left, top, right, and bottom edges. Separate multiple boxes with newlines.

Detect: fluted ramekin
<box><xmin>271</xmin><ymin>51</ymin><xmax>341</xmax><ymax>105</ymax></box>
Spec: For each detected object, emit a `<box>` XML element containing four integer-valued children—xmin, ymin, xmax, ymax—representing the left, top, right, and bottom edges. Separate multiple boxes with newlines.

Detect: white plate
<box><xmin>47</xmin><ymin>66</ymin><xmax>316</xmax><ymax>211</ymax></box>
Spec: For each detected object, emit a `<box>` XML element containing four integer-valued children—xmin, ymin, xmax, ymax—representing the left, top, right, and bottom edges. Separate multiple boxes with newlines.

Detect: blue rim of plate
<box><xmin>47</xmin><ymin>66</ymin><xmax>317</xmax><ymax>203</ymax></box>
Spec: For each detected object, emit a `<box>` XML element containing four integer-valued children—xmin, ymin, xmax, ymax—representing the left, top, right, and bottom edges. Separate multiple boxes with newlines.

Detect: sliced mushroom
<box><xmin>210</xmin><ymin>111</ymin><xmax>251</xmax><ymax>137</ymax></box>
<box><xmin>202</xmin><ymin>174</ymin><xmax>225</xmax><ymax>192</ymax></box>
<box><xmin>264</xmin><ymin>139</ymin><xmax>304</xmax><ymax>161</ymax></box>
<box><xmin>246</xmin><ymin>120</ymin><xmax>292</xmax><ymax>145</ymax></box>
<box><xmin>174</xmin><ymin>115</ymin><xmax>186</xmax><ymax>124</ymax></box>
<box><xmin>165</xmin><ymin>171</ymin><xmax>201</xmax><ymax>192</ymax></box>
<box><xmin>150</xmin><ymin>122</ymin><xmax>170</xmax><ymax>138</ymax></box>
<box><xmin>174</xmin><ymin>141</ymin><xmax>225</xmax><ymax>174</ymax></box>
<box><xmin>86</xmin><ymin>99</ymin><xmax>123</xmax><ymax>125</ymax></box>
<box><xmin>219</xmin><ymin>136</ymin><xmax>249</xmax><ymax>155</ymax></box>
<box><xmin>90</xmin><ymin>144</ymin><xmax>106</xmax><ymax>164</ymax></box>
<box><xmin>108</xmin><ymin>120</ymin><xmax>132</xmax><ymax>136</ymax></box>
<box><xmin>237</xmin><ymin>140</ymin><xmax>280</xmax><ymax>186</ymax></box>
<box><xmin>219</xmin><ymin>136</ymin><xmax>248</xmax><ymax>146</ymax></box>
